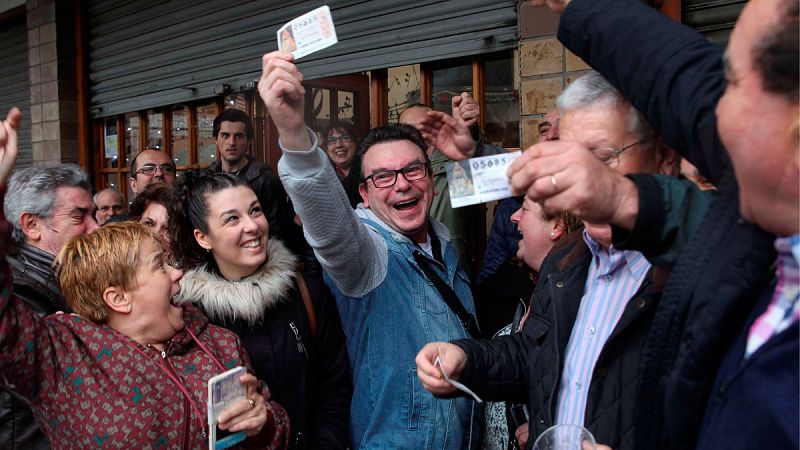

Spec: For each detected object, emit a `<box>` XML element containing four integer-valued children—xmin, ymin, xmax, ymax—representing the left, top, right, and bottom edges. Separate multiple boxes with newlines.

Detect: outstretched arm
<box><xmin>260</xmin><ymin>52</ymin><xmax>387</xmax><ymax>296</ymax></box>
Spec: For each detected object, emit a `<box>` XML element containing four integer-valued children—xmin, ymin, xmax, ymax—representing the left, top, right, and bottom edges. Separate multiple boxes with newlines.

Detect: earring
<box><xmin>549</xmin><ymin>231</ymin><xmax>556</xmax><ymax>238</ymax></box>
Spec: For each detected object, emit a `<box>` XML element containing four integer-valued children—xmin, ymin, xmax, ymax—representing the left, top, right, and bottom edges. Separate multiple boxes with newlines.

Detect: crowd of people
<box><xmin>0</xmin><ymin>0</ymin><xmax>796</xmax><ymax>448</ymax></box>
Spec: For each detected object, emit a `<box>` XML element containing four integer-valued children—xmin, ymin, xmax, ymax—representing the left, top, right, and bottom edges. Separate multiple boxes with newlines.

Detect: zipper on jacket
<box><xmin>182</xmin><ymin>392</ymin><xmax>191</xmax><ymax>448</ymax></box>
<box><xmin>158</xmin><ymin>346</ymin><xmax>207</xmax><ymax>440</ymax></box>
<box><xmin>544</xmin><ymin>274</ymin><xmax>560</xmax><ymax>426</ymax></box>
<box><xmin>289</xmin><ymin>322</ymin><xmax>308</xmax><ymax>359</ymax></box>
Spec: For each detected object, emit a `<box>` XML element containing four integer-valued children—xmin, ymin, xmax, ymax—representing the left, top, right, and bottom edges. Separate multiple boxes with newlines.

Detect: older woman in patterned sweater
<box><xmin>0</xmin><ymin>107</ymin><xmax>289</xmax><ymax>449</ymax></box>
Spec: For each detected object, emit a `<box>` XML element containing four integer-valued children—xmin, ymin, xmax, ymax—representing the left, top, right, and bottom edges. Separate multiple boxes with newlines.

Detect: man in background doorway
<box><xmin>399</xmin><ymin>93</ymin><xmax>482</xmax><ymax>276</ymax></box>
<box><xmin>94</xmin><ymin>187</ymin><xmax>126</xmax><ymax>224</ymax></box>
<box><xmin>128</xmin><ymin>148</ymin><xmax>176</xmax><ymax>196</ymax></box>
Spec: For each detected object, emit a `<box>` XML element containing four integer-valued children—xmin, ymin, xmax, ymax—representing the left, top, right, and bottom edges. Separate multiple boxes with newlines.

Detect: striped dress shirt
<box><xmin>555</xmin><ymin>231</ymin><xmax>651</xmax><ymax>427</ymax></box>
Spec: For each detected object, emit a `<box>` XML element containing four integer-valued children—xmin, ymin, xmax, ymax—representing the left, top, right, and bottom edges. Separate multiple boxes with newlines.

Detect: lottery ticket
<box><xmin>446</xmin><ymin>151</ymin><xmax>522</xmax><ymax>208</ymax></box>
<box><xmin>277</xmin><ymin>5</ymin><xmax>338</xmax><ymax>60</ymax></box>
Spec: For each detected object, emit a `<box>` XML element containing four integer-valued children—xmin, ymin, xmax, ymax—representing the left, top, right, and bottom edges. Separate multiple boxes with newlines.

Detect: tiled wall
<box><xmin>517</xmin><ymin>1</ymin><xmax>590</xmax><ymax>149</ymax></box>
<box><xmin>27</xmin><ymin>0</ymin><xmax>79</xmax><ymax>166</ymax></box>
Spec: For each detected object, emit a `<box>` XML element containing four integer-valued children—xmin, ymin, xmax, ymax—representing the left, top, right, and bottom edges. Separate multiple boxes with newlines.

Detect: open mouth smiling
<box><xmin>393</xmin><ymin>199</ymin><xmax>419</xmax><ymax>211</ymax></box>
<box><xmin>242</xmin><ymin>238</ymin><xmax>261</xmax><ymax>248</ymax></box>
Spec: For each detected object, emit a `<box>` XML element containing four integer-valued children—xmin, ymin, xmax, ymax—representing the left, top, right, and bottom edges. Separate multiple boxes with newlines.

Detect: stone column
<box><xmin>517</xmin><ymin>1</ymin><xmax>590</xmax><ymax>148</ymax></box>
<box><xmin>27</xmin><ymin>0</ymin><xmax>79</xmax><ymax>166</ymax></box>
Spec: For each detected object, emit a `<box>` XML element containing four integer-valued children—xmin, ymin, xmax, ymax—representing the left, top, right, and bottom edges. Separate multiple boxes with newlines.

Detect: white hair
<box><xmin>557</xmin><ymin>71</ymin><xmax>656</xmax><ymax>147</ymax></box>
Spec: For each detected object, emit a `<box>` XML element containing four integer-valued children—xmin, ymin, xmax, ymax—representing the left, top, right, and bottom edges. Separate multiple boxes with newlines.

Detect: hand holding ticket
<box><xmin>446</xmin><ymin>151</ymin><xmax>522</xmax><ymax>208</ymax></box>
<box><xmin>277</xmin><ymin>6</ymin><xmax>338</xmax><ymax>60</ymax></box>
<box><xmin>435</xmin><ymin>356</ymin><xmax>483</xmax><ymax>403</ymax></box>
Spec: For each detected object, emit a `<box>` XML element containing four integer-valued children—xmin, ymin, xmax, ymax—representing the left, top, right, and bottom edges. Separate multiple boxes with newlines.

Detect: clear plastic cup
<box><xmin>531</xmin><ymin>424</ymin><xmax>597</xmax><ymax>450</ymax></box>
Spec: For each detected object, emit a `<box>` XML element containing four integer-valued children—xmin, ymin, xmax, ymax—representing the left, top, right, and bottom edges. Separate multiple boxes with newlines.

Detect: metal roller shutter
<box><xmin>684</xmin><ymin>0</ymin><xmax>746</xmax><ymax>46</ymax></box>
<box><xmin>88</xmin><ymin>0</ymin><xmax>517</xmax><ymax>118</ymax></box>
<box><xmin>0</xmin><ymin>12</ymin><xmax>32</xmax><ymax>167</ymax></box>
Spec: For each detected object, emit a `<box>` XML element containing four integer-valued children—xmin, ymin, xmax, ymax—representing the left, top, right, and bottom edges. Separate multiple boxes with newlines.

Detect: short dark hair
<box><xmin>213</xmin><ymin>109</ymin><xmax>255</xmax><ymax>141</ymax></box>
<box><xmin>323</xmin><ymin>121</ymin><xmax>358</xmax><ymax>145</ymax></box>
<box><xmin>128</xmin><ymin>182</ymin><xmax>172</xmax><ymax>220</ymax></box>
<box><xmin>129</xmin><ymin>148</ymin><xmax>175</xmax><ymax>177</ymax></box>
<box><xmin>356</xmin><ymin>124</ymin><xmax>430</xmax><ymax>179</ymax></box>
<box><xmin>753</xmin><ymin>0</ymin><xmax>798</xmax><ymax>102</ymax></box>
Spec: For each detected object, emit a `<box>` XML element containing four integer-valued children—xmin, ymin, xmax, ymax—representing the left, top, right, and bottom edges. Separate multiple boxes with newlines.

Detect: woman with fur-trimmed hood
<box><xmin>169</xmin><ymin>170</ymin><xmax>352</xmax><ymax>450</ymax></box>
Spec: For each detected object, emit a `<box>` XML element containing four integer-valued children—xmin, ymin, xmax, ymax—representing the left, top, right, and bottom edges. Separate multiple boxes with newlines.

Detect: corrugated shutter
<box><xmin>0</xmin><ymin>12</ymin><xmax>32</xmax><ymax>167</ymax></box>
<box><xmin>684</xmin><ymin>0</ymin><xmax>746</xmax><ymax>46</ymax></box>
<box><xmin>88</xmin><ymin>0</ymin><xmax>517</xmax><ymax>118</ymax></box>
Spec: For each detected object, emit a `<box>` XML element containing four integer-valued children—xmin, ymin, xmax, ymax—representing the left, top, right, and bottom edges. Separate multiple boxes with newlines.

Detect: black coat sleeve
<box><xmin>451</xmin><ymin>332</ymin><xmax>535</xmax><ymax>404</ymax></box>
<box><xmin>304</xmin><ymin>273</ymin><xmax>352</xmax><ymax>449</ymax></box>
<box><xmin>558</xmin><ymin>0</ymin><xmax>729</xmax><ymax>184</ymax></box>
<box><xmin>612</xmin><ymin>174</ymin><xmax>712</xmax><ymax>267</ymax></box>
<box><xmin>255</xmin><ymin>166</ymin><xmax>322</xmax><ymax>275</ymax></box>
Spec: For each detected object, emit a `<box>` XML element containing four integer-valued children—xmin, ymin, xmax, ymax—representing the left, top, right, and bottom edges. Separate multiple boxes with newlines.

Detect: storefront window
<box><xmin>147</xmin><ymin>110</ymin><xmax>163</xmax><ymax>150</ymax></box>
<box><xmin>309</xmin><ymin>88</ymin><xmax>331</xmax><ymax>135</ymax></box>
<box><xmin>124</xmin><ymin>112</ymin><xmax>140</xmax><ymax>156</ymax></box>
<box><xmin>224</xmin><ymin>93</ymin><xmax>248</xmax><ymax>111</ymax></box>
<box><xmin>337</xmin><ymin>91</ymin><xmax>354</xmax><ymax>123</ymax></box>
<box><xmin>387</xmin><ymin>64</ymin><xmax>421</xmax><ymax>123</ymax></box>
<box><xmin>484</xmin><ymin>52</ymin><xmax>520</xmax><ymax>148</ymax></box>
<box><xmin>431</xmin><ymin>59</ymin><xmax>473</xmax><ymax>113</ymax></box>
<box><xmin>171</xmin><ymin>106</ymin><xmax>189</xmax><ymax>167</ymax></box>
<box><xmin>423</xmin><ymin>51</ymin><xmax>520</xmax><ymax>149</ymax></box>
<box><xmin>97</xmin><ymin>100</ymin><xmax>226</xmax><ymax>201</ymax></box>
<box><xmin>197</xmin><ymin>102</ymin><xmax>219</xmax><ymax>166</ymax></box>
<box><xmin>104</xmin><ymin>118</ymin><xmax>119</xmax><ymax>168</ymax></box>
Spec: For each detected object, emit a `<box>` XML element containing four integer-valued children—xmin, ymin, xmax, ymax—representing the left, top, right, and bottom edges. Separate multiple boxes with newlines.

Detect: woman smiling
<box><xmin>169</xmin><ymin>170</ymin><xmax>352</xmax><ymax>449</ymax></box>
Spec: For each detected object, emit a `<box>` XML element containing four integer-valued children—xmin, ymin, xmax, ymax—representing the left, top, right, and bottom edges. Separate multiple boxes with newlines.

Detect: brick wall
<box><xmin>517</xmin><ymin>1</ymin><xmax>590</xmax><ymax>149</ymax></box>
<box><xmin>27</xmin><ymin>0</ymin><xmax>79</xmax><ymax>166</ymax></box>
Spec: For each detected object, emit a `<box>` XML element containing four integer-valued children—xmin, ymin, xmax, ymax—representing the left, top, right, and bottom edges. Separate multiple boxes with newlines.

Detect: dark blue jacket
<box><xmin>558</xmin><ymin>0</ymin><xmax>791</xmax><ymax>449</ymax></box>
<box><xmin>696</xmin><ymin>282</ymin><xmax>799</xmax><ymax>450</ymax></box>
<box><xmin>477</xmin><ymin>197</ymin><xmax>523</xmax><ymax>283</ymax></box>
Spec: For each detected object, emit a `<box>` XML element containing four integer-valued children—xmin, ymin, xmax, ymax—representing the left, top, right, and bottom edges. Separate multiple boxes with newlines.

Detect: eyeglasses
<box><xmin>363</xmin><ymin>162</ymin><xmax>429</xmax><ymax>188</ymax></box>
<box><xmin>326</xmin><ymin>134</ymin><xmax>353</xmax><ymax>145</ymax></box>
<box><xmin>136</xmin><ymin>164</ymin><xmax>176</xmax><ymax>176</ymax></box>
<box><xmin>591</xmin><ymin>138</ymin><xmax>656</xmax><ymax>167</ymax></box>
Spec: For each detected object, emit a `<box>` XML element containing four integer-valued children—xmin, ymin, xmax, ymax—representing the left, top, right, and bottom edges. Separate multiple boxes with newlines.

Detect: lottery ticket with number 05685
<box><xmin>445</xmin><ymin>151</ymin><xmax>522</xmax><ymax>208</ymax></box>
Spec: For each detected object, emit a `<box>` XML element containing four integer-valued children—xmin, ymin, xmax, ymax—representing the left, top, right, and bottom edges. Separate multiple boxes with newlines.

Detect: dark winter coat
<box><xmin>455</xmin><ymin>232</ymin><xmax>664</xmax><ymax>449</ymax></box>
<box><xmin>0</xmin><ymin>242</ymin><xmax>67</xmax><ymax>450</ymax></box>
<box><xmin>556</xmin><ymin>0</ymin><xmax>785</xmax><ymax>448</ymax></box>
<box><xmin>178</xmin><ymin>238</ymin><xmax>352</xmax><ymax>449</ymax></box>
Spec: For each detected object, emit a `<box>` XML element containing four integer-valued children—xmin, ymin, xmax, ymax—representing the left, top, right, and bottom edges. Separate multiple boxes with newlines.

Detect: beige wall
<box><xmin>517</xmin><ymin>1</ymin><xmax>590</xmax><ymax>149</ymax></box>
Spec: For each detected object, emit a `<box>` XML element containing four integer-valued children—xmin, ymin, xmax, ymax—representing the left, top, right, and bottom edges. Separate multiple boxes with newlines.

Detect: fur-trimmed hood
<box><xmin>175</xmin><ymin>238</ymin><xmax>298</xmax><ymax>324</ymax></box>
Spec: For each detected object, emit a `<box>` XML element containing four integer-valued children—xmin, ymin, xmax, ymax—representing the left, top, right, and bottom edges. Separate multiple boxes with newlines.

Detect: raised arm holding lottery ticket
<box><xmin>415</xmin><ymin>341</ymin><xmax>468</xmax><ymax>396</ymax></box>
<box><xmin>258</xmin><ymin>51</ymin><xmax>312</xmax><ymax>151</ymax></box>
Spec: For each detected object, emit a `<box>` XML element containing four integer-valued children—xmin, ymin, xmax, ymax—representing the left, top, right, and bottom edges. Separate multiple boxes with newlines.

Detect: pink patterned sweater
<box><xmin>0</xmin><ymin>213</ymin><xmax>289</xmax><ymax>449</ymax></box>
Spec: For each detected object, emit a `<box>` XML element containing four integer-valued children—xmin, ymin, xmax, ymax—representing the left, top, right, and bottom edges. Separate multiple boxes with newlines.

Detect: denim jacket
<box><xmin>278</xmin><ymin>131</ymin><xmax>481</xmax><ymax>449</ymax></box>
<box><xmin>327</xmin><ymin>216</ymin><xmax>481</xmax><ymax>449</ymax></box>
